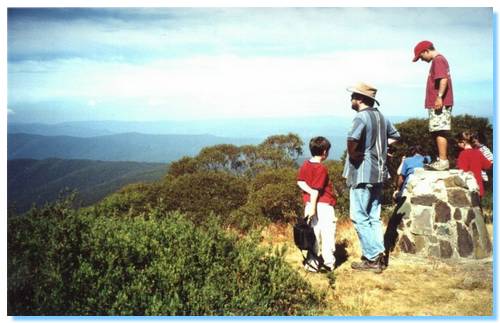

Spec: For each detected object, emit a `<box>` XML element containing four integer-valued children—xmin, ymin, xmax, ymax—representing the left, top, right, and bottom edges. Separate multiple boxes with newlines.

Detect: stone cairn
<box><xmin>395</xmin><ymin>168</ymin><xmax>492</xmax><ymax>259</ymax></box>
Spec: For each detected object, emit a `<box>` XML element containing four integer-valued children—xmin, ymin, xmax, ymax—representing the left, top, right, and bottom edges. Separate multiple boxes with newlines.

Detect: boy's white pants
<box><xmin>305</xmin><ymin>202</ymin><xmax>337</xmax><ymax>268</ymax></box>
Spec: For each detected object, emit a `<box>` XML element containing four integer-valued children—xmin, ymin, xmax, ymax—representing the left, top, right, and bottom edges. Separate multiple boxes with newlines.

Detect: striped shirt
<box><xmin>478</xmin><ymin>145</ymin><xmax>493</xmax><ymax>181</ymax></box>
<box><xmin>342</xmin><ymin>107</ymin><xmax>400</xmax><ymax>187</ymax></box>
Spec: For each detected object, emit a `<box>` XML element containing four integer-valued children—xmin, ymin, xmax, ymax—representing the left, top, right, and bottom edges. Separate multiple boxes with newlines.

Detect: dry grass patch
<box><xmin>267</xmin><ymin>220</ymin><xmax>493</xmax><ymax>316</ymax></box>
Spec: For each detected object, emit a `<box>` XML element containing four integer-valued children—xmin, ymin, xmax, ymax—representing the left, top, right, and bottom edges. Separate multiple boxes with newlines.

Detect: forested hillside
<box><xmin>8</xmin><ymin>158</ymin><xmax>168</xmax><ymax>214</ymax></box>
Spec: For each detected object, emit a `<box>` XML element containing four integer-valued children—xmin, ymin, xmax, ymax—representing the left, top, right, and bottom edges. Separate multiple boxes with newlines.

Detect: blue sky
<box><xmin>7</xmin><ymin>7</ymin><xmax>494</xmax><ymax>123</ymax></box>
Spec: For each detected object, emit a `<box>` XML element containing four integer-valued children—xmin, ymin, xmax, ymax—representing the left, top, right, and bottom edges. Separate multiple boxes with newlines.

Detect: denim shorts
<box><xmin>428</xmin><ymin>106</ymin><xmax>452</xmax><ymax>132</ymax></box>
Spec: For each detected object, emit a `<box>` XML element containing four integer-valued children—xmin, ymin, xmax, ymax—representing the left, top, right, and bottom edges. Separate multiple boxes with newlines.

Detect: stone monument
<box><xmin>394</xmin><ymin>168</ymin><xmax>492</xmax><ymax>259</ymax></box>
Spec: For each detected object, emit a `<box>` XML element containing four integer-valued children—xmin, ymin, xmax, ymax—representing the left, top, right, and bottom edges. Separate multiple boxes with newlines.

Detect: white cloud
<box><xmin>7</xmin><ymin>7</ymin><xmax>494</xmax><ymax>120</ymax></box>
<box><xmin>7</xmin><ymin>109</ymin><xmax>15</xmax><ymax>115</ymax></box>
<box><xmin>7</xmin><ymin>43</ymin><xmax>494</xmax><ymax>119</ymax></box>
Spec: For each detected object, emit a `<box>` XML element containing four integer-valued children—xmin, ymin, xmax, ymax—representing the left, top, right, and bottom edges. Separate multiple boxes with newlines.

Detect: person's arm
<box><xmin>481</xmin><ymin>146</ymin><xmax>493</xmax><ymax>163</ymax></box>
<box><xmin>397</xmin><ymin>175</ymin><xmax>404</xmax><ymax>189</ymax></box>
<box><xmin>434</xmin><ymin>78</ymin><xmax>448</xmax><ymax>110</ymax></box>
<box><xmin>388</xmin><ymin>138</ymin><xmax>398</xmax><ymax>145</ymax></box>
<box><xmin>347</xmin><ymin>116</ymin><xmax>366</xmax><ymax>162</ymax></box>
<box><xmin>479</xmin><ymin>152</ymin><xmax>493</xmax><ymax>171</ymax></box>
<box><xmin>347</xmin><ymin>139</ymin><xmax>364</xmax><ymax>162</ymax></box>
<box><xmin>297</xmin><ymin>181</ymin><xmax>319</xmax><ymax>218</ymax></box>
<box><xmin>387</xmin><ymin>119</ymin><xmax>400</xmax><ymax>145</ymax></box>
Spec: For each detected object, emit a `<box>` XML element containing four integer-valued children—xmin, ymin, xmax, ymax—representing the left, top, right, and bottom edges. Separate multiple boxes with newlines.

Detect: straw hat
<box><xmin>347</xmin><ymin>82</ymin><xmax>379</xmax><ymax>106</ymax></box>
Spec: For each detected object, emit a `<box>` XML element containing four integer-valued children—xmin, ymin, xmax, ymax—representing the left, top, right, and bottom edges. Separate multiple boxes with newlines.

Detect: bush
<box><xmin>8</xmin><ymin>203</ymin><xmax>323</xmax><ymax>315</ymax></box>
<box><xmin>161</xmin><ymin>171</ymin><xmax>248</xmax><ymax>224</ymax></box>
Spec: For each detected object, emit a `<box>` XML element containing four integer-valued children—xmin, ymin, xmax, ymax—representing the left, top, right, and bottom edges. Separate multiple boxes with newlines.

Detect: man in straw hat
<box><xmin>342</xmin><ymin>82</ymin><xmax>400</xmax><ymax>273</ymax></box>
<box><xmin>413</xmin><ymin>40</ymin><xmax>454</xmax><ymax>171</ymax></box>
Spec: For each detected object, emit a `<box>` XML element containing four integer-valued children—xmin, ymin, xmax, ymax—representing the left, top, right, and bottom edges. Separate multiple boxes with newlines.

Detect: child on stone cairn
<box><xmin>455</xmin><ymin>131</ymin><xmax>492</xmax><ymax>199</ymax></box>
<box><xmin>470</xmin><ymin>131</ymin><xmax>493</xmax><ymax>184</ymax></box>
<box><xmin>393</xmin><ymin>145</ymin><xmax>431</xmax><ymax>202</ymax></box>
<box><xmin>297</xmin><ymin>136</ymin><xmax>337</xmax><ymax>273</ymax></box>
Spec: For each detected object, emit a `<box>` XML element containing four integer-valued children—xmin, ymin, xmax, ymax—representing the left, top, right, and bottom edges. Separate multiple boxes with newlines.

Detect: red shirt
<box><xmin>297</xmin><ymin>160</ymin><xmax>336</xmax><ymax>206</ymax></box>
<box><xmin>457</xmin><ymin>148</ymin><xmax>492</xmax><ymax>197</ymax></box>
<box><xmin>425</xmin><ymin>54</ymin><xmax>454</xmax><ymax>108</ymax></box>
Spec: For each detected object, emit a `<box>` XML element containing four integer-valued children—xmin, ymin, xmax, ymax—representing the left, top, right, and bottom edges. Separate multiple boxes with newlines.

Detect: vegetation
<box><xmin>7</xmin><ymin>114</ymin><xmax>493</xmax><ymax>315</ymax></box>
<box><xmin>8</xmin><ymin>198</ymin><xmax>323</xmax><ymax>315</ymax></box>
<box><xmin>7</xmin><ymin>158</ymin><xmax>168</xmax><ymax>214</ymax></box>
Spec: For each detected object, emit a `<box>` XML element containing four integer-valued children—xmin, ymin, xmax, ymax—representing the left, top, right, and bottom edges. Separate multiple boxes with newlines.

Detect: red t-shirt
<box><xmin>457</xmin><ymin>148</ymin><xmax>492</xmax><ymax>197</ymax></box>
<box><xmin>425</xmin><ymin>54</ymin><xmax>454</xmax><ymax>108</ymax></box>
<box><xmin>297</xmin><ymin>160</ymin><xmax>336</xmax><ymax>206</ymax></box>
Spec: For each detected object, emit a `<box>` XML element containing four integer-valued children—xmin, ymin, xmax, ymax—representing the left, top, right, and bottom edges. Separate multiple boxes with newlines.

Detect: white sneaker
<box><xmin>425</xmin><ymin>159</ymin><xmax>449</xmax><ymax>171</ymax></box>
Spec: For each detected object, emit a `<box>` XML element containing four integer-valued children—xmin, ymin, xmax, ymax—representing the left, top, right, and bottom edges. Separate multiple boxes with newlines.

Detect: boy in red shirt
<box><xmin>297</xmin><ymin>136</ymin><xmax>337</xmax><ymax>272</ymax></box>
<box><xmin>456</xmin><ymin>131</ymin><xmax>492</xmax><ymax>198</ymax></box>
<box><xmin>413</xmin><ymin>40</ymin><xmax>454</xmax><ymax>171</ymax></box>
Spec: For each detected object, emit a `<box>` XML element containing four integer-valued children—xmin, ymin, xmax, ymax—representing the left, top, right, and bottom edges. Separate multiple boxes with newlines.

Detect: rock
<box><xmin>399</xmin><ymin>235</ymin><xmax>416</xmax><ymax>254</ymax></box>
<box><xmin>465</xmin><ymin>208</ymin><xmax>475</xmax><ymax>226</ymax></box>
<box><xmin>411</xmin><ymin>194</ymin><xmax>438</xmax><ymax>206</ymax></box>
<box><xmin>434</xmin><ymin>200</ymin><xmax>451</xmax><ymax>223</ymax></box>
<box><xmin>447</xmin><ymin>189</ymin><xmax>470</xmax><ymax>207</ymax></box>
<box><xmin>410</xmin><ymin>208</ymin><xmax>433</xmax><ymax>235</ymax></box>
<box><xmin>439</xmin><ymin>240</ymin><xmax>453</xmax><ymax>258</ymax></box>
<box><xmin>457</xmin><ymin>223</ymin><xmax>473</xmax><ymax>257</ymax></box>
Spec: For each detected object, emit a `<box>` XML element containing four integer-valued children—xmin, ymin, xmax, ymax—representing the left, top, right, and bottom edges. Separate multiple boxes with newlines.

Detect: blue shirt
<box><xmin>342</xmin><ymin>107</ymin><xmax>400</xmax><ymax>187</ymax></box>
<box><xmin>400</xmin><ymin>154</ymin><xmax>431</xmax><ymax>192</ymax></box>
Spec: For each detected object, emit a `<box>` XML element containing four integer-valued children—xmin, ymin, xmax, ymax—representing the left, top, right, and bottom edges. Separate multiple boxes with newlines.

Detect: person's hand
<box><xmin>305</xmin><ymin>207</ymin><xmax>316</xmax><ymax>220</ymax></box>
<box><xmin>434</xmin><ymin>97</ymin><xmax>443</xmax><ymax>110</ymax></box>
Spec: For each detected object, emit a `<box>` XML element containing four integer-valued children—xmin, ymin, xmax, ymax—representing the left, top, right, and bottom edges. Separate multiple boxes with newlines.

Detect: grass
<box><xmin>261</xmin><ymin>219</ymin><xmax>494</xmax><ymax>316</ymax></box>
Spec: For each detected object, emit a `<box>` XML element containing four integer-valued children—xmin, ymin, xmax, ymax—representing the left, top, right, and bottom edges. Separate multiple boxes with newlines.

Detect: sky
<box><xmin>6</xmin><ymin>6</ymin><xmax>494</xmax><ymax>123</ymax></box>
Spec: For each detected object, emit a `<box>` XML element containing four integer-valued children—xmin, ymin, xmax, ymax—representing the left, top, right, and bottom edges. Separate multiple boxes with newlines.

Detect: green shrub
<box><xmin>161</xmin><ymin>171</ymin><xmax>248</xmax><ymax>224</ymax></box>
<box><xmin>8</xmin><ymin>204</ymin><xmax>322</xmax><ymax>315</ymax></box>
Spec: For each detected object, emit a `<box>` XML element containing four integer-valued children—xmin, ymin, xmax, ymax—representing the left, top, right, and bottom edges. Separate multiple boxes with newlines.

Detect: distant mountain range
<box><xmin>10</xmin><ymin>117</ymin><xmax>411</xmax><ymax>161</ymax></box>
<box><xmin>8</xmin><ymin>158</ymin><xmax>168</xmax><ymax>214</ymax></box>
<box><xmin>8</xmin><ymin>133</ymin><xmax>260</xmax><ymax>163</ymax></box>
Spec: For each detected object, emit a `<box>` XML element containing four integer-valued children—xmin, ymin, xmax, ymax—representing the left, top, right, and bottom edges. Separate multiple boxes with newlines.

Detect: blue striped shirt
<box><xmin>342</xmin><ymin>107</ymin><xmax>400</xmax><ymax>187</ymax></box>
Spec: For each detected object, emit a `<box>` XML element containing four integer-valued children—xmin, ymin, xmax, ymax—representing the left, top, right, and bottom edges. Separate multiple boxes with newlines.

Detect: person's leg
<box><xmin>349</xmin><ymin>184</ymin><xmax>385</xmax><ymax>261</ymax></box>
<box><xmin>304</xmin><ymin>203</ymin><xmax>320</xmax><ymax>271</ymax></box>
<box><xmin>366</xmin><ymin>183</ymin><xmax>385</xmax><ymax>260</ymax></box>
<box><xmin>427</xmin><ymin>107</ymin><xmax>452</xmax><ymax>170</ymax></box>
<box><xmin>317</xmin><ymin>203</ymin><xmax>336</xmax><ymax>270</ymax></box>
<box><xmin>434</xmin><ymin>131</ymin><xmax>448</xmax><ymax>161</ymax></box>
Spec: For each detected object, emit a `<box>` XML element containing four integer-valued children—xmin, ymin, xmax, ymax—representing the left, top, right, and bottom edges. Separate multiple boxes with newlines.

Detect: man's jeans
<box><xmin>350</xmin><ymin>183</ymin><xmax>385</xmax><ymax>261</ymax></box>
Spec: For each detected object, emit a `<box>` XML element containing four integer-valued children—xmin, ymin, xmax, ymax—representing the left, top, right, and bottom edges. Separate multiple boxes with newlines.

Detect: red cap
<box><xmin>412</xmin><ymin>40</ymin><xmax>433</xmax><ymax>62</ymax></box>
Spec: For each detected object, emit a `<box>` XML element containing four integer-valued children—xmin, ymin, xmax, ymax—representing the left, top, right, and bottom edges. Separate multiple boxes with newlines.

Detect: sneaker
<box><xmin>425</xmin><ymin>159</ymin><xmax>449</xmax><ymax>171</ymax></box>
<box><xmin>304</xmin><ymin>262</ymin><xmax>319</xmax><ymax>273</ymax></box>
<box><xmin>351</xmin><ymin>254</ymin><xmax>384</xmax><ymax>274</ymax></box>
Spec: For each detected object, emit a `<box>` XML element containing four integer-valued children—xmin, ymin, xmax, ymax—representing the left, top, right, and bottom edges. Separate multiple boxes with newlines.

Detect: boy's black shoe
<box><xmin>351</xmin><ymin>254</ymin><xmax>384</xmax><ymax>274</ymax></box>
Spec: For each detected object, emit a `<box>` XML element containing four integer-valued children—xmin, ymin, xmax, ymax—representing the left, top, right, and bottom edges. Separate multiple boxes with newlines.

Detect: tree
<box><xmin>260</xmin><ymin>133</ymin><xmax>304</xmax><ymax>167</ymax></box>
<box><xmin>196</xmin><ymin>144</ymin><xmax>243</xmax><ymax>173</ymax></box>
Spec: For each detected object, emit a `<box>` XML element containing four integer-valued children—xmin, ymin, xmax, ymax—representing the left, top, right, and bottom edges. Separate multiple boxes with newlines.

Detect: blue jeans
<box><xmin>350</xmin><ymin>183</ymin><xmax>385</xmax><ymax>261</ymax></box>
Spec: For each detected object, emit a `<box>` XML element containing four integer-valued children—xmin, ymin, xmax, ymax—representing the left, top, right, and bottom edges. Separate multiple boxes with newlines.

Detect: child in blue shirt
<box><xmin>394</xmin><ymin>145</ymin><xmax>431</xmax><ymax>201</ymax></box>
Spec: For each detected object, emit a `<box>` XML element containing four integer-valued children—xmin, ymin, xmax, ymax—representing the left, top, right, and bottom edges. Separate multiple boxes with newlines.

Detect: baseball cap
<box><xmin>412</xmin><ymin>40</ymin><xmax>433</xmax><ymax>62</ymax></box>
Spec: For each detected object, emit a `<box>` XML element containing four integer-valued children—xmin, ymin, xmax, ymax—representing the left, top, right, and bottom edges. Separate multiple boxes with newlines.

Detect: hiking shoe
<box><xmin>351</xmin><ymin>255</ymin><xmax>384</xmax><ymax>274</ymax></box>
<box><xmin>425</xmin><ymin>159</ymin><xmax>449</xmax><ymax>171</ymax></box>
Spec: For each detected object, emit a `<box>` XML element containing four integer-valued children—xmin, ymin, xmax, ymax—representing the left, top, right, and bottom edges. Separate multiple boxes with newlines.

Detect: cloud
<box><xmin>8</xmin><ymin>108</ymin><xmax>15</xmax><ymax>115</ymax></box>
<box><xmin>7</xmin><ymin>7</ymin><xmax>494</xmax><ymax>120</ymax></box>
<box><xmin>3</xmin><ymin>49</ymin><xmax>457</xmax><ymax>118</ymax></box>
